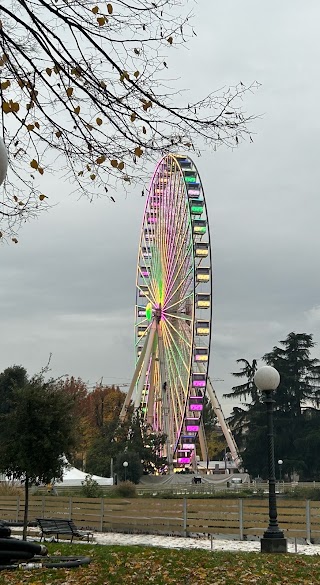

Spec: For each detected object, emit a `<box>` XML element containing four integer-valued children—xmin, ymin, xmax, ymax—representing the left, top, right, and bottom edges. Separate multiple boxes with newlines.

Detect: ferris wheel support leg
<box><xmin>120</xmin><ymin>329</ymin><xmax>151</xmax><ymax>421</ymax></box>
<box><xmin>134</xmin><ymin>320</ymin><xmax>157</xmax><ymax>409</ymax></box>
<box><xmin>206</xmin><ymin>378</ymin><xmax>243</xmax><ymax>471</ymax></box>
<box><xmin>198</xmin><ymin>420</ymin><xmax>208</xmax><ymax>465</ymax></box>
<box><xmin>147</xmin><ymin>336</ymin><xmax>157</xmax><ymax>427</ymax></box>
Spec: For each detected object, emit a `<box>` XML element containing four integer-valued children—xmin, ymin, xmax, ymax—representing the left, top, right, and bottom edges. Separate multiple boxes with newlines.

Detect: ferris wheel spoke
<box><xmin>165</xmin><ymin>235</ymin><xmax>192</xmax><ymax>303</ymax></box>
<box><xmin>161</xmin><ymin>321</ymin><xmax>190</xmax><ymax>373</ymax></box>
<box><xmin>162</xmin><ymin>325</ymin><xmax>186</xmax><ymax>419</ymax></box>
<box><xmin>165</xmin><ymin>291</ymin><xmax>193</xmax><ymax>313</ymax></box>
<box><xmin>164</xmin><ymin>266</ymin><xmax>193</xmax><ymax>310</ymax></box>
<box><xmin>165</xmin><ymin>203</ymin><xmax>190</xmax><ymax>295</ymax></box>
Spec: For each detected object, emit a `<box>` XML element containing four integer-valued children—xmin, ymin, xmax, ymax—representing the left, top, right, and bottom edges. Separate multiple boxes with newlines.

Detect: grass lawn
<box><xmin>0</xmin><ymin>543</ymin><xmax>319</xmax><ymax>584</ymax></box>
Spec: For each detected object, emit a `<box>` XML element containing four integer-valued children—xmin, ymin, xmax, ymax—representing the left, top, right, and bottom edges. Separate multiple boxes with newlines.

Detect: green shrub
<box><xmin>80</xmin><ymin>474</ymin><xmax>104</xmax><ymax>498</ymax></box>
<box><xmin>114</xmin><ymin>481</ymin><xmax>137</xmax><ymax>498</ymax></box>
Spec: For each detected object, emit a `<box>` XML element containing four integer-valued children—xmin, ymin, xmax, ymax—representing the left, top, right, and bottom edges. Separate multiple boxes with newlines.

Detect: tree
<box><xmin>226</xmin><ymin>333</ymin><xmax>320</xmax><ymax>480</ymax></box>
<box><xmin>0</xmin><ymin>371</ymin><xmax>76</xmax><ymax>539</ymax></box>
<box><xmin>0</xmin><ymin>365</ymin><xmax>28</xmax><ymax>414</ymax></box>
<box><xmin>0</xmin><ymin>0</ymin><xmax>257</xmax><ymax>240</ymax></box>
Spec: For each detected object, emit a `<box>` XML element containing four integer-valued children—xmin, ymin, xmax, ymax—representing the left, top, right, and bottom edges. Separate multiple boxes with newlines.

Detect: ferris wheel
<box><xmin>120</xmin><ymin>154</ymin><xmax>212</xmax><ymax>468</ymax></box>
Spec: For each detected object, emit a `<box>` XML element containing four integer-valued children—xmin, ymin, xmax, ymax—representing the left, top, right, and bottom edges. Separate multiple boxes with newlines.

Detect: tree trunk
<box><xmin>22</xmin><ymin>474</ymin><xmax>29</xmax><ymax>541</ymax></box>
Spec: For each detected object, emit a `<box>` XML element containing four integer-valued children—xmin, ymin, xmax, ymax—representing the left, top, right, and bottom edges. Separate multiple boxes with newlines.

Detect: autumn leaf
<box><xmin>97</xmin><ymin>16</ymin><xmax>106</xmax><ymax>26</ymax></box>
<box><xmin>134</xmin><ymin>71</ymin><xmax>140</xmax><ymax>79</ymax></box>
<box><xmin>90</xmin><ymin>174</ymin><xmax>96</xmax><ymax>180</ymax></box>
<box><xmin>46</xmin><ymin>67</ymin><xmax>52</xmax><ymax>76</ymax></box>
<box><xmin>26</xmin><ymin>124</ymin><xmax>35</xmax><ymax>131</ymax></box>
<box><xmin>134</xmin><ymin>146</ymin><xmax>143</xmax><ymax>157</ymax></box>
<box><xmin>91</xmin><ymin>5</ymin><xmax>99</xmax><ymax>13</ymax></box>
<box><xmin>39</xmin><ymin>194</ymin><xmax>47</xmax><ymax>201</ymax></box>
<box><xmin>96</xmin><ymin>155</ymin><xmax>106</xmax><ymax>164</ymax></box>
<box><xmin>55</xmin><ymin>130</ymin><xmax>62</xmax><ymax>138</ymax></box>
<box><xmin>96</xmin><ymin>117</ymin><xmax>103</xmax><ymax>126</ymax></box>
<box><xmin>74</xmin><ymin>105</ymin><xmax>80</xmax><ymax>115</ymax></box>
<box><xmin>30</xmin><ymin>159</ymin><xmax>38</xmax><ymax>169</ymax></box>
<box><xmin>107</xmin><ymin>3</ymin><xmax>113</xmax><ymax>14</ymax></box>
<box><xmin>0</xmin><ymin>80</ymin><xmax>10</xmax><ymax>89</ymax></box>
<box><xmin>130</xmin><ymin>112</ymin><xmax>137</xmax><ymax>122</ymax></box>
<box><xmin>110</xmin><ymin>159</ymin><xmax>118</xmax><ymax>168</ymax></box>
<box><xmin>11</xmin><ymin>238</ymin><xmax>18</xmax><ymax>243</ymax></box>
<box><xmin>38</xmin><ymin>167</ymin><xmax>44</xmax><ymax>175</ymax></box>
<box><xmin>118</xmin><ymin>161</ymin><xmax>124</xmax><ymax>170</ymax></box>
<box><xmin>167</xmin><ymin>36</ymin><xmax>173</xmax><ymax>44</ymax></box>
<box><xmin>66</xmin><ymin>87</ymin><xmax>74</xmax><ymax>98</ymax></box>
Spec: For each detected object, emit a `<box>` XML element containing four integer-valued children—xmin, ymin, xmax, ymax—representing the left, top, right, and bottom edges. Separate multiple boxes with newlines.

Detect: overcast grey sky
<box><xmin>2</xmin><ymin>0</ymin><xmax>320</xmax><ymax>416</ymax></box>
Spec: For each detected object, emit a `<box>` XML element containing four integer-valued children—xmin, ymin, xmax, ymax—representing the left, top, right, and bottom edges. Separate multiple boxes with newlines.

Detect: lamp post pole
<box><xmin>123</xmin><ymin>461</ymin><xmax>128</xmax><ymax>482</ymax></box>
<box><xmin>278</xmin><ymin>459</ymin><xmax>283</xmax><ymax>483</ymax></box>
<box><xmin>254</xmin><ymin>366</ymin><xmax>287</xmax><ymax>554</ymax></box>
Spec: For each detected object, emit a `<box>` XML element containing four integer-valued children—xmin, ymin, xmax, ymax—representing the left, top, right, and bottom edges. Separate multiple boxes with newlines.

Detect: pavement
<box><xmin>93</xmin><ymin>531</ymin><xmax>320</xmax><ymax>555</ymax></box>
<box><xmin>11</xmin><ymin>526</ymin><xmax>320</xmax><ymax>555</ymax></box>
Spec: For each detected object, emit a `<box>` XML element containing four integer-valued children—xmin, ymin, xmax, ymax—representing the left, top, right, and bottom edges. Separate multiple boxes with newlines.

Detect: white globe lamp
<box><xmin>254</xmin><ymin>366</ymin><xmax>280</xmax><ymax>392</ymax></box>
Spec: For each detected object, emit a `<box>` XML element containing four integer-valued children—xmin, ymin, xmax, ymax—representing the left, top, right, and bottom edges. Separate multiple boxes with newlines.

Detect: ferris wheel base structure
<box><xmin>120</xmin><ymin>153</ymin><xmax>242</xmax><ymax>472</ymax></box>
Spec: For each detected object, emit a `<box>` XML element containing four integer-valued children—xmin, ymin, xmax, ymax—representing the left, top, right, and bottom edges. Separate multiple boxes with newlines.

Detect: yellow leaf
<box><xmin>90</xmin><ymin>174</ymin><xmax>96</xmax><ymax>180</ymax></box>
<box><xmin>97</xmin><ymin>16</ymin><xmax>106</xmax><ymax>26</ymax></box>
<box><xmin>134</xmin><ymin>146</ymin><xmax>143</xmax><ymax>157</ymax></box>
<box><xmin>118</xmin><ymin>161</ymin><xmax>124</xmax><ymax>170</ymax></box>
<box><xmin>91</xmin><ymin>5</ymin><xmax>99</xmax><ymax>13</ymax></box>
<box><xmin>11</xmin><ymin>102</ymin><xmax>20</xmax><ymax>113</ymax></box>
<box><xmin>30</xmin><ymin>159</ymin><xmax>38</xmax><ymax>169</ymax></box>
<box><xmin>107</xmin><ymin>3</ymin><xmax>113</xmax><ymax>14</ymax></box>
<box><xmin>0</xmin><ymin>80</ymin><xmax>10</xmax><ymax>90</ymax></box>
<box><xmin>46</xmin><ymin>67</ymin><xmax>52</xmax><ymax>76</ymax></box>
<box><xmin>96</xmin><ymin>155</ymin><xmax>106</xmax><ymax>164</ymax></box>
<box><xmin>26</xmin><ymin>124</ymin><xmax>35</xmax><ymax>131</ymax></box>
<box><xmin>66</xmin><ymin>87</ymin><xmax>73</xmax><ymax>98</ymax></box>
<box><xmin>2</xmin><ymin>102</ymin><xmax>10</xmax><ymax>114</ymax></box>
<box><xmin>74</xmin><ymin>105</ymin><xmax>80</xmax><ymax>114</ymax></box>
<box><xmin>39</xmin><ymin>194</ymin><xmax>47</xmax><ymax>201</ymax></box>
<box><xmin>110</xmin><ymin>159</ymin><xmax>118</xmax><ymax>168</ymax></box>
<box><xmin>96</xmin><ymin>117</ymin><xmax>102</xmax><ymax>126</ymax></box>
<box><xmin>55</xmin><ymin>130</ymin><xmax>62</xmax><ymax>138</ymax></box>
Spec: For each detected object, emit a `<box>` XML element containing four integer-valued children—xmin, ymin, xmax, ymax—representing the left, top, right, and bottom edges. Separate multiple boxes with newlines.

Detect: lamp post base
<box><xmin>261</xmin><ymin>537</ymin><xmax>287</xmax><ymax>553</ymax></box>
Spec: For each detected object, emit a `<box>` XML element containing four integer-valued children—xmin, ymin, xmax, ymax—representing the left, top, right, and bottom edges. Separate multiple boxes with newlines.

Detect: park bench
<box><xmin>36</xmin><ymin>518</ymin><xmax>94</xmax><ymax>543</ymax></box>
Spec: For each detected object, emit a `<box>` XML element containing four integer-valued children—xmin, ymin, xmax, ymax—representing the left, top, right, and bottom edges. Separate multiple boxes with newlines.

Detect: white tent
<box><xmin>56</xmin><ymin>462</ymin><xmax>113</xmax><ymax>487</ymax></box>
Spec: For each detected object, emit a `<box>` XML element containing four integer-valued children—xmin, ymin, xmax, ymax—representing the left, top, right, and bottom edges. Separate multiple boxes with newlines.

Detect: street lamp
<box><xmin>123</xmin><ymin>461</ymin><xmax>128</xmax><ymax>482</ymax></box>
<box><xmin>0</xmin><ymin>138</ymin><xmax>8</xmax><ymax>186</ymax></box>
<box><xmin>254</xmin><ymin>366</ymin><xmax>287</xmax><ymax>553</ymax></box>
<box><xmin>278</xmin><ymin>459</ymin><xmax>283</xmax><ymax>482</ymax></box>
